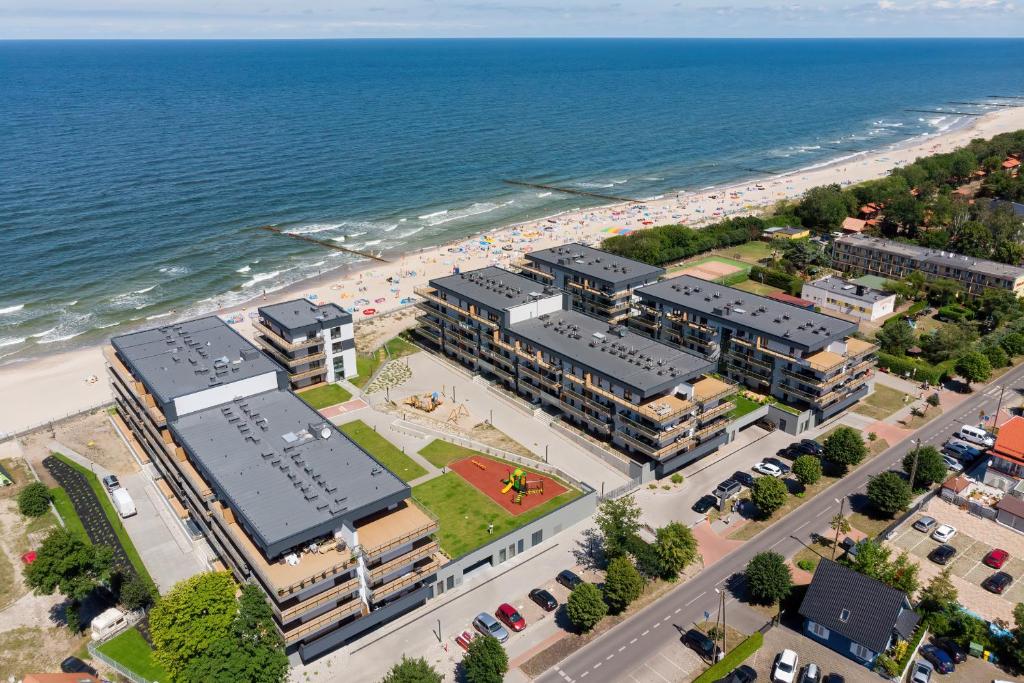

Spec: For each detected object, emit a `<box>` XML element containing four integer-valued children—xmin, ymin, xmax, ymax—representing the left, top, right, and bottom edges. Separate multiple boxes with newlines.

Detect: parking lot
<box><xmin>888</xmin><ymin>502</ymin><xmax>1024</xmax><ymax>625</ymax></box>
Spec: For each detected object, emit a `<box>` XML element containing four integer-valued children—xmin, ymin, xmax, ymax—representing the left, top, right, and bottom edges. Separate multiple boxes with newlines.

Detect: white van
<box><xmin>957</xmin><ymin>425</ymin><xmax>994</xmax><ymax>448</ymax></box>
<box><xmin>111</xmin><ymin>488</ymin><xmax>137</xmax><ymax>518</ymax></box>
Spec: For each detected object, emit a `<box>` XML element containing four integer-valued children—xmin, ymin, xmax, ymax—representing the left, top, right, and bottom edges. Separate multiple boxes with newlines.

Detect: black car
<box><xmin>932</xmin><ymin>637</ymin><xmax>966</xmax><ymax>664</ymax></box>
<box><xmin>61</xmin><ymin>657</ymin><xmax>97</xmax><ymax>676</ymax></box>
<box><xmin>778</xmin><ymin>444</ymin><xmax>803</xmax><ymax>459</ymax></box>
<box><xmin>529</xmin><ymin>588</ymin><xmax>558</xmax><ymax>611</ymax></box>
<box><xmin>732</xmin><ymin>471</ymin><xmax>755</xmax><ymax>488</ymax></box>
<box><xmin>798</xmin><ymin>439</ymin><xmax>824</xmax><ymax>456</ymax></box>
<box><xmin>982</xmin><ymin>571</ymin><xmax>1014</xmax><ymax>594</ymax></box>
<box><xmin>683</xmin><ymin>628</ymin><xmax>721</xmax><ymax>661</ymax></box>
<box><xmin>763</xmin><ymin>457</ymin><xmax>791</xmax><ymax>474</ymax></box>
<box><xmin>754</xmin><ymin>418</ymin><xmax>776</xmax><ymax>432</ymax></box>
<box><xmin>556</xmin><ymin>569</ymin><xmax>582</xmax><ymax>590</ymax></box>
<box><xmin>920</xmin><ymin>644</ymin><xmax>955</xmax><ymax>674</ymax></box>
<box><xmin>713</xmin><ymin>664</ymin><xmax>757</xmax><ymax>683</ymax></box>
<box><xmin>928</xmin><ymin>544</ymin><xmax>957</xmax><ymax>565</ymax></box>
<box><xmin>693</xmin><ymin>494</ymin><xmax>718</xmax><ymax>514</ymax></box>
<box><xmin>825</xmin><ymin>675</ymin><xmax>844</xmax><ymax>683</ymax></box>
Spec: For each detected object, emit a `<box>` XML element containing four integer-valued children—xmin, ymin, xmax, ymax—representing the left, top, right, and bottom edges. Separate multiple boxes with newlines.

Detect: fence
<box><xmin>85</xmin><ymin>611</ymin><xmax>150</xmax><ymax>683</ymax></box>
<box><xmin>549</xmin><ymin>421</ymin><xmax>641</xmax><ymax>478</ymax></box>
<box><xmin>938</xmin><ymin>487</ymin><xmax>998</xmax><ymax>520</ymax></box>
<box><xmin>0</xmin><ymin>399</ymin><xmax>115</xmax><ymax>444</ymax></box>
<box><xmin>598</xmin><ymin>476</ymin><xmax>643</xmax><ymax>501</ymax></box>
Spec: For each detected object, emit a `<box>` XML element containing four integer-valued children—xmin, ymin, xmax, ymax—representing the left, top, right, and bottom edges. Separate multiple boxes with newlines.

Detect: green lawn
<box><xmin>728</xmin><ymin>394</ymin><xmax>763</xmax><ymax>420</ymax></box>
<box><xmin>351</xmin><ymin>335</ymin><xmax>420</xmax><ymax>389</ymax></box>
<box><xmin>854</xmin><ymin>384</ymin><xmax>910</xmax><ymax>420</ymax></box>
<box><xmin>97</xmin><ymin>627</ymin><xmax>170</xmax><ymax>682</ymax></box>
<box><xmin>297</xmin><ymin>383</ymin><xmax>352</xmax><ymax>409</ymax></box>
<box><xmin>413</xmin><ymin>469</ymin><xmax>581</xmax><ymax>558</ymax></box>
<box><xmin>417</xmin><ymin>440</ymin><xmax>487</xmax><ymax>469</ymax></box>
<box><xmin>718</xmin><ymin>240</ymin><xmax>774</xmax><ymax>264</ymax></box>
<box><xmin>51</xmin><ymin>453</ymin><xmax>157</xmax><ymax>591</ymax></box>
<box><xmin>49</xmin><ymin>487</ymin><xmax>89</xmax><ymax>541</ymax></box>
<box><xmin>733</xmin><ymin>279</ymin><xmax>784</xmax><ymax>297</ymax></box>
<box><xmin>339</xmin><ymin>420</ymin><xmax>427</xmax><ymax>482</ymax></box>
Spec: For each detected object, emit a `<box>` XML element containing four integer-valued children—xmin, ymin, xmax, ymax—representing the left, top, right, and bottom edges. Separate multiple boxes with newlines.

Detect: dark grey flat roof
<box><xmin>977</xmin><ymin>197</ymin><xmax>1024</xmax><ymax>218</ymax></box>
<box><xmin>525</xmin><ymin>243</ymin><xmax>664</xmax><ymax>287</ymax></box>
<box><xmin>259</xmin><ymin>299</ymin><xmax>351</xmax><ymax>333</ymax></box>
<box><xmin>170</xmin><ymin>389</ymin><xmax>407</xmax><ymax>557</ymax></box>
<box><xmin>837</xmin><ymin>234</ymin><xmax>1024</xmax><ymax>281</ymax></box>
<box><xmin>509</xmin><ymin>309</ymin><xmax>712</xmax><ymax>397</ymax></box>
<box><xmin>806</xmin><ymin>276</ymin><xmax>893</xmax><ymax>304</ymax></box>
<box><xmin>638</xmin><ymin>276</ymin><xmax>857</xmax><ymax>348</ymax></box>
<box><xmin>432</xmin><ymin>267</ymin><xmax>555</xmax><ymax>311</ymax></box>
<box><xmin>111</xmin><ymin>317</ymin><xmax>281</xmax><ymax>406</ymax></box>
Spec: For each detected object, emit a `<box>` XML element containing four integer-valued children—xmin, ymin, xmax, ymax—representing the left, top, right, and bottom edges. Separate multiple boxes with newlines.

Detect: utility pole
<box><xmin>831</xmin><ymin>497</ymin><xmax>846</xmax><ymax>560</ymax></box>
<box><xmin>908</xmin><ymin>438</ymin><xmax>922</xmax><ymax>492</ymax></box>
<box><xmin>994</xmin><ymin>384</ymin><xmax>1007</xmax><ymax>432</ymax></box>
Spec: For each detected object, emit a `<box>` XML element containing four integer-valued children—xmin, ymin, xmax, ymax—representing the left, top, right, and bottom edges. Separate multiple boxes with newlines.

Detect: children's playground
<box><xmin>447</xmin><ymin>455</ymin><xmax>569</xmax><ymax>515</ymax></box>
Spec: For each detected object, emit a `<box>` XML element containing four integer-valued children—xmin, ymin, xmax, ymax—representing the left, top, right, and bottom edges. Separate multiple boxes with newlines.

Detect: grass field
<box><xmin>51</xmin><ymin>453</ymin><xmax>156</xmax><ymax>590</ymax></box>
<box><xmin>298</xmin><ymin>383</ymin><xmax>352</xmax><ymax>409</ymax></box>
<box><xmin>413</xmin><ymin>468</ymin><xmax>581</xmax><ymax>558</ymax></box>
<box><xmin>49</xmin><ymin>487</ymin><xmax>89</xmax><ymax>541</ymax></box>
<box><xmin>352</xmin><ymin>335</ymin><xmax>420</xmax><ymax>389</ymax></box>
<box><xmin>733</xmin><ymin>279</ymin><xmax>784</xmax><ymax>296</ymax></box>
<box><xmin>97</xmin><ymin>627</ymin><xmax>170</xmax><ymax>682</ymax></box>
<box><xmin>728</xmin><ymin>394</ymin><xmax>763</xmax><ymax>420</ymax></box>
<box><xmin>339</xmin><ymin>420</ymin><xmax>427</xmax><ymax>482</ymax></box>
<box><xmin>854</xmin><ymin>384</ymin><xmax>910</xmax><ymax>420</ymax></box>
<box><xmin>417</xmin><ymin>440</ymin><xmax>485</xmax><ymax>469</ymax></box>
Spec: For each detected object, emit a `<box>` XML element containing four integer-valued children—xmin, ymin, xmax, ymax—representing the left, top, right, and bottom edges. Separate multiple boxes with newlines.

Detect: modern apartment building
<box><xmin>105</xmin><ymin>316</ymin><xmax>442</xmax><ymax>661</ymax></box>
<box><xmin>632</xmin><ymin>275</ymin><xmax>876</xmax><ymax>428</ymax></box>
<box><xmin>254</xmin><ymin>299</ymin><xmax>357</xmax><ymax>389</ymax></box>
<box><xmin>801</xmin><ymin>275</ymin><xmax>897</xmax><ymax>322</ymax></box>
<box><xmin>517</xmin><ymin>243</ymin><xmax>665</xmax><ymax>323</ymax></box>
<box><xmin>833</xmin><ymin>234</ymin><xmax>1024</xmax><ymax>298</ymax></box>
<box><xmin>415</xmin><ymin>267</ymin><xmax>737</xmax><ymax>475</ymax></box>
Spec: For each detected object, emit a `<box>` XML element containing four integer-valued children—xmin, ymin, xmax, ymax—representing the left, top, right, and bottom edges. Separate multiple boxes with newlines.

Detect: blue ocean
<box><xmin>2</xmin><ymin>38</ymin><xmax>1023</xmax><ymax>359</ymax></box>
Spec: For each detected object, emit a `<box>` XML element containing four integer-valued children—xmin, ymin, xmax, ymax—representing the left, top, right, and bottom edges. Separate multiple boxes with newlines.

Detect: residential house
<box><xmin>984</xmin><ymin>415</ymin><xmax>1024</xmax><ymax>493</ymax></box>
<box><xmin>801</xmin><ymin>275</ymin><xmax>897</xmax><ymax>322</ymax></box>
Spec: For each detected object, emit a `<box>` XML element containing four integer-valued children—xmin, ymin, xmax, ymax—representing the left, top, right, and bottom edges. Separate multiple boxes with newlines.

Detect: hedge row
<box><xmin>748</xmin><ymin>266</ymin><xmax>803</xmax><ymax>296</ymax></box>
<box><xmin>693</xmin><ymin>631</ymin><xmax>764</xmax><ymax>683</ymax></box>
<box><xmin>876</xmin><ymin>352</ymin><xmax>948</xmax><ymax>385</ymax></box>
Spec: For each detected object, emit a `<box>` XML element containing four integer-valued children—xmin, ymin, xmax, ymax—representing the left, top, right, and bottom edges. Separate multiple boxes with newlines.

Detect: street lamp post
<box><xmin>832</xmin><ymin>496</ymin><xmax>845</xmax><ymax>560</ymax></box>
<box><xmin>908</xmin><ymin>438</ymin><xmax>922</xmax><ymax>492</ymax></box>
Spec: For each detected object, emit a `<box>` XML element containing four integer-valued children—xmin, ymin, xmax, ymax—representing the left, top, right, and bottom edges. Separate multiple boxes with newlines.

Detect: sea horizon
<box><xmin>2</xmin><ymin>37</ymin><xmax>1024</xmax><ymax>363</ymax></box>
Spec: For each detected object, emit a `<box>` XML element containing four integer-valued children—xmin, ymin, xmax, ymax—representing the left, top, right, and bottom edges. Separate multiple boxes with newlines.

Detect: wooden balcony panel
<box><xmin>280</xmin><ymin>576</ymin><xmax>361</xmax><ymax>622</ymax></box>
<box><xmin>370</xmin><ymin>557</ymin><xmax>442</xmax><ymax>601</ymax></box>
<box><xmin>256</xmin><ymin>338</ymin><xmax>327</xmax><ymax>368</ymax></box>
<box><xmin>252</xmin><ymin>320</ymin><xmax>321</xmax><ymax>351</ymax></box>
<box><xmin>368</xmin><ymin>541</ymin><xmax>439</xmax><ymax>583</ymax></box>
<box><xmin>283</xmin><ymin>600</ymin><xmax>367</xmax><ymax>645</ymax></box>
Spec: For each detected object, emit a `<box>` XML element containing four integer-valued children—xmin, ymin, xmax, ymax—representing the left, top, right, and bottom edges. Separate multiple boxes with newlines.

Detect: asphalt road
<box><xmin>538</xmin><ymin>369</ymin><xmax>1024</xmax><ymax>683</ymax></box>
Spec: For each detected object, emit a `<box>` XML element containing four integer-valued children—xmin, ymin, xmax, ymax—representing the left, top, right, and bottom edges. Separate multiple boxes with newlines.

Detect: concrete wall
<box><xmin>173</xmin><ymin>371</ymin><xmax>280</xmax><ymax>416</ymax></box>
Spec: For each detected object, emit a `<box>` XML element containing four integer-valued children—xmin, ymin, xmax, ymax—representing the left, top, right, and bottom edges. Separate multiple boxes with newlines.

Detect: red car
<box><xmin>495</xmin><ymin>603</ymin><xmax>526</xmax><ymax>632</ymax></box>
<box><xmin>984</xmin><ymin>549</ymin><xmax>1009</xmax><ymax>569</ymax></box>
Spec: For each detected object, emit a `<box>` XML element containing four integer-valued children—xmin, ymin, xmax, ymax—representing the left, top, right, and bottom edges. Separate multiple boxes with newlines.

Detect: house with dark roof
<box><xmin>798</xmin><ymin>559</ymin><xmax>919</xmax><ymax>667</ymax></box>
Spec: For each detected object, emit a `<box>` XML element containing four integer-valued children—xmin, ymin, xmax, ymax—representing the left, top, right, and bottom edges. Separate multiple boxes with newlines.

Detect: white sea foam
<box><xmin>363</xmin><ymin>239</ymin><xmax>382</xmax><ymax>247</ymax></box>
<box><xmin>418</xmin><ymin>210</ymin><xmax>449</xmax><ymax>220</ymax></box>
<box><xmin>134</xmin><ymin>285</ymin><xmax>156</xmax><ymax>294</ymax></box>
<box><xmin>146</xmin><ymin>312</ymin><xmax>173</xmax><ymax>320</ymax></box>
<box><xmin>37</xmin><ymin>331</ymin><xmax>85</xmax><ymax>344</ymax></box>
<box><xmin>284</xmin><ymin>222</ymin><xmax>344</xmax><ymax>235</ymax></box>
<box><xmin>236</xmin><ymin>265</ymin><xmax>252</xmax><ymax>273</ymax></box>
<box><xmin>423</xmin><ymin>200</ymin><xmax>513</xmax><ymax>227</ymax></box>
<box><xmin>95</xmin><ymin>321</ymin><xmax>119</xmax><ymax>329</ymax></box>
<box><xmin>242</xmin><ymin>270</ymin><xmax>281</xmax><ymax>288</ymax></box>
<box><xmin>29</xmin><ymin>327</ymin><xmax>56</xmax><ymax>339</ymax></box>
<box><xmin>537</xmin><ymin>192</ymin><xmax>552</xmax><ymax>198</ymax></box>
<box><xmin>331</xmin><ymin>236</ymin><xmax>346</xmax><ymax>243</ymax></box>
<box><xmin>65</xmin><ymin>300</ymin><xmax>78</xmax><ymax>307</ymax></box>
<box><xmin>158</xmin><ymin>265</ymin><xmax>190</xmax><ymax>276</ymax></box>
<box><xmin>0</xmin><ymin>337</ymin><xmax>26</xmax><ymax>347</ymax></box>
<box><xmin>0</xmin><ymin>304</ymin><xmax>25</xmax><ymax>316</ymax></box>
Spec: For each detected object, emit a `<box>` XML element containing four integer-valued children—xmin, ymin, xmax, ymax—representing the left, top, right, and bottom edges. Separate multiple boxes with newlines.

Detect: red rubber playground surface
<box><xmin>448</xmin><ymin>455</ymin><xmax>569</xmax><ymax>515</ymax></box>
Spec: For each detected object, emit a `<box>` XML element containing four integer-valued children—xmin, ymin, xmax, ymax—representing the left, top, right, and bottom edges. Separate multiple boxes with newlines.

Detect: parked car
<box><xmin>111</xmin><ymin>488</ymin><xmax>137</xmax><ymax>518</ymax></box>
<box><xmin>713</xmin><ymin>665</ymin><xmax>758</xmax><ymax>683</ymax></box>
<box><xmin>957</xmin><ymin>425</ymin><xmax>994</xmax><ymax>448</ymax></box>
<box><xmin>101</xmin><ymin>474</ymin><xmax>120</xmax><ymax>492</ymax></box>
<box><xmin>753</xmin><ymin>461</ymin><xmax>784</xmax><ymax>477</ymax></box>
<box><xmin>529</xmin><ymin>588</ymin><xmax>557</xmax><ymax>612</ymax></box>
<box><xmin>824</xmin><ymin>675</ymin><xmax>844</xmax><ymax>683</ymax></box>
<box><xmin>732</xmin><ymin>471</ymin><xmax>756</xmax><ymax>488</ymax></box>
<box><xmin>941</xmin><ymin>454</ymin><xmax>964</xmax><ymax>473</ymax></box>
<box><xmin>798</xmin><ymin>439</ymin><xmax>824</xmax><ymax>456</ymax></box>
<box><xmin>932</xmin><ymin>524</ymin><xmax>957</xmax><ymax>543</ymax></box>
<box><xmin>556</xmin><ymin>570</ymin><xmax>582</xmax><ymax>590</ymax></box>
<box><xmin>984</xmin><ymin>549</ymin><xmax>1010</xmax><ymax>569</ymax></box>
<box><xmin>943</xmin><ymin>440</ymin><xmax>984</xmax><ymax>462</ymax></box>
<box><xmin>913</xmin><ymin>516</ymin><xmax>937</xmax><ymax>533</ymax></box>
<box><xmin>982</xmin><ymin>571</ymin><xmax>1015</xmax><ymax>594</ymax></box>
<box><xmin>763</xmin><ymin>457</ymin><xmax>791</xmax><ymax>474</ymax></box>
<box><xmin>60</xmin><ymin>657</ymin><xmax>97</xmax><ymax>676</ymax></box>
<box><xmin>772</xmin><ymin>649</ymin><xmax>799</xmax><ymax>683</ymax></box>
<box><xmin>928</xmin><ymin>544</ymin><xmax>957</xmax><ymax>565</ymax></box>
<box><xmin>683</xmin><ymin>629</ymin><xmax>722</xmax><ymax>661</ymax></box>
<box><xmin>495</xmin><ymin>603</ymin><xmax>526</xmax><ymax>632</ymax></box>
<box><xmin>932</xmin><ymin>637</ymin><xmax>967</xmax><ymax>664</ymax></box>
<box><xmin>798</xmin><ymin>663</ymin><xmax>821</xmax><ymax>683</ymax></box>
<box><xmin>715</xmin><ymin>479</ymin><xmax>743</xmax><ymax>500</ymax></box>
<box><xmin>473</xmin><ymin>612</ymin><xmax>510</xmax><ymax>643</ymax></box>
<box><xmin>754</xmin><ymin>418</ymin><xmax>777</xmax><ymax>432</ymax></box>
<box><xmin>693</xmin><ymin>495</ymin><xmax>718</xmax><ymax>514</ymax></box>
<box><xmin>920</xmin><ymin>644</ymin><xmax>955</xmax><ymax>674</ymax></box>
<box><xmin>779</xmin><ymin>444</ymin><xmax>803</xmax><ymax>459</ymax></box>
<box><xmin>910</xmin><ymin>659</ymin><xmax>933</xmax><ymax>683</ymax></box>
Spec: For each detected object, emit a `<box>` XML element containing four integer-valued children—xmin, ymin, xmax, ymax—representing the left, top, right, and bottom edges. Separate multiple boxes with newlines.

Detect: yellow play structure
<box><xmin>403</xmin><ymin>392</ymin><xmax>443</xmax><ymax>412</ymax></box>
<box><xmin>501</xmin><ymin>468</ymin><xmax>544</xmax><ymax>504</ymax></box>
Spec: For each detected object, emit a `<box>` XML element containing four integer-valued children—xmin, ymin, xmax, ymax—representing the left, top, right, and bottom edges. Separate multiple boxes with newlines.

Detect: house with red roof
<box><xmin>984</xmin><ymin>415</ymin><xmax>1024</xmax><ymax>492</ymax></box>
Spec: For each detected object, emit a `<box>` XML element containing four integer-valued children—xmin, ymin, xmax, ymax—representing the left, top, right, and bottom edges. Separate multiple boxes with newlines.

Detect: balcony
<box><xmin>517</xmin><ymin>363</ymin><xmax>561</xmax><ymax>389</ymax></box>
<box><xmin>367</xmin><ymin>539</ymin><xmax>440</xmax><ymax>583</ymax></box>
<box><xmin>414</xmin><ymin>287</ymin><xmax>498</xmax><ymax>329</ymax></box>
<box><xmin>283</xmin><ymin>600</ymin><xmax>366</xmax><ymax>646</ymax></box>
<box><xmin>844</xmin><ymin>338</ymin><xmax>879</xmax><ymax>360</ymax></box>
<box><xmin>628</xmin><ymin>315</ymin><xmax>661</xmax><ymax>332</ymax></box>
<box><xmin>280</xmin><ymin>576</ymin><xmax>361</xmax><ymax>622</ymax></box>
<box><xmin>515</xmin><ymin>260</ymin><xmax>555</xmax><ymax>280</ymax></box>
<box><xmin>252</xmin><ymin>320</ymin><xmax>321</xmax><ymax>351</ymax></box>
<box><xmin>698</xmin><ymin>401</ymin><xmax>735</xmax><ymax>423</ymax></box>
<box><xmin>565</xmin><ymin>373</ymin><xmax>694</xmax><ymax>423</ymax></box>
<box><xmin>804</xmin><ymin>349</ymin><xmax>846</xmax><ymax>373</ymax></box>
<box><xmin>371</xmin><ymin>556</ymin><xmax>443</xmax><ymax>601</ymax></box>
<box><xmin>255</xmin><ymin>338</ymin><xmax>326</xmax><ymax>368</ymax></box>
<box><xmin>731</xmin><ymin>336</ymin><xmax>799</xmax><ymax>363</ymax></box>
<box><xmin>357</xmin><ymin>502</ymin><xmax>440</xmax><ymax>561</ymax></box>
<box><xmin>695</xmin><ymin>420</ymin><xmax>728</xmax><ymax>440</ymax></box>
<box><xmin>618</xmin><ymin>430</ymin><xmax>695</xmax><ymax>460</ymax></box>
<box><xmin>691</xmin><ymin>377</ymin><xmax>736</xmax><ymax>407</ymax></box>
<box><xmin>289</xmin><ymin>366</ymin><xmax>328</xmax><ymax>382</ymax></box>
<box><xmin>616</xmin><ymin>412</ymin><xmax>693</xmax><ymax>441</ymax></box>
<box><xmin>724</xmin><ymin>349</ymin><xmax>773</xmax><ymax>372</ymax></box>
<box><xmin>104</xmin><ymin>347</ymin><xmax>167</xmax><ymax>426</ymax></box>
<box><xmin>558</xmin><ymin>399</ymin><xmax>613</xmax><ymax>434</ymax></box>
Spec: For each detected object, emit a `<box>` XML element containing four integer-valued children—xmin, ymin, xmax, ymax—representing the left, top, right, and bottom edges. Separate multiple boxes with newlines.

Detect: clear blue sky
<box><xmin>1</xmin><ymin>0</ymin><xmax>1020</xmax><ymax>39</ymax></box>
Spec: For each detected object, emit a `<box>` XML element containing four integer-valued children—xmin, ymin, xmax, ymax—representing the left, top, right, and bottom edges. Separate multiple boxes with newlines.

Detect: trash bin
<box><xmin>969</xmin><ymin>641</ymin><xmax>984</xmax><ymax>658</ymax></box>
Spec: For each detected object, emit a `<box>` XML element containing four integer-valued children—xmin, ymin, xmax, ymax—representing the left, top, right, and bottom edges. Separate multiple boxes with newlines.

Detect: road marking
<box><xmin>674</xmin><ymin>607</ymin><xmax>682</xmax><ymax>614</ymax></box>
<box><xmin>653</xmin><ymin>621</ymin><xmax>661</xmax><ymax>628</ymax></box>
<box><xmin>580</xmin><ymin>672</ymin><xmax>589</xmax><ymax>679</ymax></box>
<box><xmin>685</xmin><ymin>591</ymin><xmax>706</xmax><ymax>606</ymax></box>
<box><xmin>619</xmin><ymin>646</ymin><xmax>627</xmax><ymax>652</ymax></box>
<box><xmin>594</xmin><ymin>662</ymin><xmax>602</xmax><ymax>670</ymax></box>
<box><xmin>659</xmin><ymin>652</ymin><xmax>687</xmax><ymax>671</ymax></box>
<box><xmin>769</xmin><ymin>538</ymin><xmax>784</xmax><ymax>549</ymax></box>
<box><xmin>606</xmin><ymin>654</ymin><xmax>615</xmax><ymax>661</ymax></box>
<box><xmin>643</xmin><ymin>663</ymin><xmax>672</xmax><ymax>683</ymax></box>
<box><xmin>816</xmin><ymin>508</ymin><xmax>828</xmax><ymax>517</ymax></box>
<box><xmin>630</xmin><ymin>638</ymin><xmax>638</xmax><ymax>644</ymax></box>
<box><xmin>662</xmin><ymin>615</ymin><xmax>671</xmax><ymax>622</ymax></box>
<box><xmin>794</xmin><ymin>521</ymin><xmax>808</xmax><ymax>532</ymax></box>
<box><xmin>642</xmin><ymin>630</ymin><xmax>650</xmax><ymax>636</ymax></box>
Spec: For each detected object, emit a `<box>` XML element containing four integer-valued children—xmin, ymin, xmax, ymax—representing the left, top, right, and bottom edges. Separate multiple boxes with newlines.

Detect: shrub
<box><xmin>876</xmin><ymin>352</ymin><xmax>946</xmax><ymax>385</ymax></box>
<box><xmin>670</xmin><ymin>473</ymin><xmax>684</xmax><ymax>485</ymax></box>
<box><xmin>463</xmin><ymin>635</ymin><xmax>508</xmax><ymax>683</ymax></box>
<box><xmin>603</xmin><ymin>556</ymin><xmax>644</xmax><ymax>615</ymax></box>
<box><xmin>926</xmin><ymin>393</ymin><xmax>941</xmax><ymax>407</ymax></box>
<box><xmin>566</xmin><ymin>582</ymin><xmax>607</xmax><ymax>633</ymax></box>
<box><xmin>117</xmin><ymin>573</ymin><xmax>157</xmax><ymax>611</ymax></box>
<box><xmin>867</xmin><ymin>471</ymin><xmax>912</xmax><ymax>517</ymax></box>
<box><xmin>868</xmin><ymin>431</ymin><xmax>878</xmax><ymax>441</ymax></box>
<box><xmin>18</xmin><ymin>482</ymin><xmax>51</xmax><ymax>517</ymax></box>
<box><xmin>652</xmin><ymin>522</ymin><xmax>700</xmax><ymax>579</ymax></box>
<box><xmin>796</xmin><ymin>558</ymin><xmax>816</xmax><ymax>571</ymax></box>
<box><xmin>955</xmin><ymin>351</ymin><xmax>992</xmax><ymax>384</ymax></box>
<box><xmin>383</xmin><ymin>657</ymin><xmax>443</xmax><ymax>683</ymax></box>
<box><xmin>751</xmin><ymin>476</ymin><xmax>788</xmax><ymax>517</ymax></box>
<box><xmin>937</xmin><ymin>304</ymin><xmax>972</xmax><ymax>322</ymax></box>
<box><xmin>1001</xmin><ymin>331</ymin><xmax>1024</xmax><ymax>356</ymax></box>
<box><xmin>792</xmin><ymin>455</ymin><xmax>822</xmax><ymax>487</ymax></box>
<box><xmin>983</xmin><ymin>343</ymin><xmax>1009</xmax><ymax>369</ymax></box>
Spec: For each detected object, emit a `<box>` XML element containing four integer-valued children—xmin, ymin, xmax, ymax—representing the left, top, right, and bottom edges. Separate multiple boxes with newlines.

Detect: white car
<box><xmin>932</xmin><ymin>524</ymin><xmax>957</xmax><ymax>543</ymax></box>
<box><xmin>941</xmin><ymin>454</ymin><xmax>964</xmax><ymax>473</ymax></box>
<box><xmin>753</xmin><ymin>462</ymin><xmax>784</xmax><ymax>477</ymax></box>
<box><xmin>772</xmin><ymin>648</ymin><xmax>799</xmax><ymax>683</ymax></box>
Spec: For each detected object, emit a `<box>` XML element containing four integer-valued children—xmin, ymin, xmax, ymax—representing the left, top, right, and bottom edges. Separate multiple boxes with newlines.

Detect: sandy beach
<box><xmin>3</xmin><ymin>104</ymin><xmax>1024</xmax><ymax>436</ymax></box>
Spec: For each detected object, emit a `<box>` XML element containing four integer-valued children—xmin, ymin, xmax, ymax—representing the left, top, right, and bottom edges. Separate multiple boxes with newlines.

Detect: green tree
<box><xmin>117</xmin><ymin>573</ymin><xmax>157</xmax><ymax>611</ymax></box>
<box><xmin>845</xmin><ymin>539</ymin><xmax>920</xmax><ymax>595</ymax></box>
<box><xmin>382</xmin><ymin>656</ymin><xmax>444</xmax><ymax>683</ymax></box>
<box><xmin>982</xmin><ymin>343</ymin><xmax>1010</xmax><ymax>370</ymax></box>
<box><xmin>1009</xmin><ymin>603</ymin><xmax>1024</xmax><ymax>671</ymax></box>
<box><xmin>918</xmin><ymin>568</ymin><xmax>958</xmax><ymax>615</ymax></box>
<box><xmin>462</xmin><ymin>635</ymin><xmax>508</xmax><ymax>683</ymax></box>
<box><xmin>822</xmin><ymin>426</ymin><xmax>867</xmax><ymax>475</ymax></box>
<box><xmin>652</xmin><ymin>521</ymin><xmax>700</xmax><ymax>579</ymax></box>
<box><xmin>24</xmin><ymin>528</ymin><xmax>113</xmax><ymax>603</ymax></box>
<box><xmin>17</xmin><ymin>482</ymin><xmax>51</xmax><ymax>517</ymax></box>
<box><xmin>920</xmin><ymin>322</ymin><xmax>976</xmax><ymax>363</ymax></box>
<box><xmin>745</xmin><ymin>551</ymin><xmax>793</xmax><ymax>605</ymax></box>
<box><xmin>595</xmin><ymin>495</ymin><xmax>642</xmax><ymax>562</ymax></box>
<box><xmin>603</xmin><ymin>556</ymin><xmax>645</xmax><ymax>615</ymax></box>
<box><xmin>220</xmin><ymin>585</ymin><xmax>289</xmax><ymax>683</ymax></box>
<box><xmin>792</xmin><ymin>455</ymin><xmax>822</xmax><ymax>487</ymax></box>
<box><xmin>751</xmin><ymin>476</ymin><xmax>788</xmax><ymax>517</ymax></box>
<box><xmin>955</xmin><ymin>351</ymin><xmax>992</xmax><ymax>384</ymax></box>
<box><xmin>876</xmin><ymin>320</ymin><xmax>916</xmax><ymax>356</ymax></box>
<box><xmin>780</xmin><ymin>239</ymin><xmax>831</xmax><ymax>272</ymax></box>
<box><xmin>1002</xmin><ymin>332</ymin><xmax>1024</xmax><ymax>357</ymax></box>
<box><xmin>796</xmin><ymin>184</ymin><xmax>855</xmax><ymax>232</ymax></box>
<box><xmin>867</xmin><ymin>471</ymin><xmax>912</xmax><ymax>517</ymax></box>
<box><xmin>566</xmin><ymin>582</ymin><xmax>607</xmax><ymax>633</ymax></box>
<box><xmin>902</xmin><ymin>446</ymin><xmax>949</xmax><ymax>490</ymax></box>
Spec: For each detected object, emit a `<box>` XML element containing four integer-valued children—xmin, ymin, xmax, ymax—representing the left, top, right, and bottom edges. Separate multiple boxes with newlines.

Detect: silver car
<box><xmin>913</xmin><ymin>516</ymin><xmax>937</xmax><ymax>533</ymax></box>
<box><xmin>911</xmin><ymin>658</ymin><xmax>933</xmax><ymax>683</ymax></box>
<box><xmin>473</xmin><ymin>612</ymin><xmax>510</xmax><ymax>643</ymax></box>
